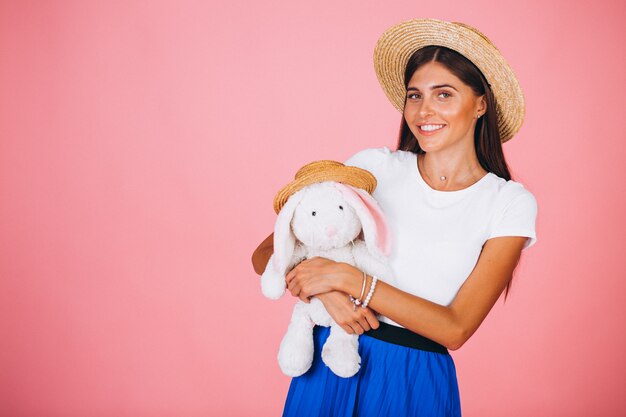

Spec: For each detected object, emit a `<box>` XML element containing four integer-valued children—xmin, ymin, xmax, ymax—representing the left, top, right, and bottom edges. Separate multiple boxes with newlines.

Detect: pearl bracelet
<box><xmin>361</xmin><ymin>275</ymin><xmax>378</xmax><ymax>309</ymax></box>
<box><xmin>348</xmin><ymin>271</ymin><xmax>368</xmax><ymax>311</ymax></box>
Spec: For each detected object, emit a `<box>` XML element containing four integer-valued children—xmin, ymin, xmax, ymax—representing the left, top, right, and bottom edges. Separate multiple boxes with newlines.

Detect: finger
<box><xmin>285</xmin><ymin>268</ymin><xmax>297</xmax><ymax>284</ymax></box>
<box><xmin>287</xmin><ymin>276</ymin><xmax>302</xmax><ymax>293</ymax></box>
<box><xmin>287</xmin><ymin>280</ymin><xmax>300</xmax><ymax>297</ymax></box>
<box><xmin>340</xmin><ymin>324</ymin><xmax>354</xmax><ymax>334</ymax></box>
<box><xmin>357</xmin><ymin>316</ymin><xmax>371</xmax><ymax>332</ymax></box>
<box><xmin>349</xmin><ymin>322</ymin><xmax>365</xmax><ymax>336</ymax></box>
<box><xmin>363</xmin><ymin>309</ymin><xmax>380</xmax><ymax>329</ymax></box>
<box><xmin>294</xmin><ymin>282</ymin><xmax>307</xmax><ymax>299</ymax></box>
<box><xmin>292</xmin><ymin>284</ymin><xmax>302</xmax><ymax>298</ymax></box>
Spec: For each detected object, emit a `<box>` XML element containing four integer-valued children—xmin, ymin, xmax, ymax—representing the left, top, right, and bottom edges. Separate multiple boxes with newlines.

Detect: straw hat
<box><xmin>373</xmin><ymin>18</ymin><xmax>525</xmax><ymax>143</ymax></box>
<box><xmin>273</xmin><ymin>161</ymin><xmax>377</xmax><ymax>214</ymax></box>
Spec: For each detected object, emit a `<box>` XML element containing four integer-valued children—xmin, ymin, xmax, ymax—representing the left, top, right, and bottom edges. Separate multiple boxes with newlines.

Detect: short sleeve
<box><xmin>343</xmin><ymin>147</ymin><xmax>391</xmax><ymax>175</ymax></box>
<box><xmin>487</xmin><ymin>188</ymin><xmax>538</xmax><ymax>250</ymax></box>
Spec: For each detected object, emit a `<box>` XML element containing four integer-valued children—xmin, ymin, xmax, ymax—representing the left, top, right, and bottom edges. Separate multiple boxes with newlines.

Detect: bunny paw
<box><xmin>321</xmin><ymin>338</ymin><xmax>361</xmax><ymax>378</ymax></box>
<box><xmin>277</xmin><ymin>331</ymin><xmax>314</xmax><ymax>377</ymax></box>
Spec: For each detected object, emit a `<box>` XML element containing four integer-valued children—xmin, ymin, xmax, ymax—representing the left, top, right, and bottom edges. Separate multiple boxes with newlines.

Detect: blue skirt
<box><xmin>282</xmin><ymin>325</ymin><xmax>461</xmax><ymax>417</ymax></box>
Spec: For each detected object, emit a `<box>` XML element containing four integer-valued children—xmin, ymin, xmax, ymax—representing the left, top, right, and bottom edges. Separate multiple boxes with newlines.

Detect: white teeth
<box><xmin>420</xmin><ymin>124</ymin><xmax>444</xmax><ymax>132</ymax></box>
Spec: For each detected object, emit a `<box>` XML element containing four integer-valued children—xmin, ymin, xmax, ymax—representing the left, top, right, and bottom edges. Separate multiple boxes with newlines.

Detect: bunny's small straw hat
<box><xmin>273</xmin><ymin>161</ymin><xmax>377</xmax><ymax>214</ymax></box>
<box><xmin>373</xmin><ymin>18</ymin><xmax>525</xmax><ymax>142</ymax></box>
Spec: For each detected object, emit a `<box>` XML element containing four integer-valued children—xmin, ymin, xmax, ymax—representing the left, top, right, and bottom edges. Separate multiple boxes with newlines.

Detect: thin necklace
<box><xmin>418</xmin><ymin>153</ymin><xmax>483</xmax><ymax>188</ymax></box>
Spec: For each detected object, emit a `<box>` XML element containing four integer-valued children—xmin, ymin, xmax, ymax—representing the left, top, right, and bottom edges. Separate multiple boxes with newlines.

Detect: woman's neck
<box><xmin>417</xmin><ymin>152</ymin><xmax>488</xmax><ymax>191</ymax></box>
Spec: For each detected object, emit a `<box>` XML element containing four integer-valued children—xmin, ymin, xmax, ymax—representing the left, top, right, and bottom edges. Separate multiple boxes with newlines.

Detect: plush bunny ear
<box><xmin>272</xmin><ymin>188</ymin><xmax>306</xmax><ymax>274</ymax></box>
<box><xmin>334</xmin><ymin>182</ymin><xmax>391</xmax><ymax>259</ymax></box>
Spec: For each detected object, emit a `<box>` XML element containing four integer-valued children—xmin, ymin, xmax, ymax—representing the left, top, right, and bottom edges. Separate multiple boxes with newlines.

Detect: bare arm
<box><xmin>287</xmin><ymin>236</ymin><xmax>528</xmax><ymax>350</ymax></box>
<box><xmin>338</xmin><ymin>236</ymin><xmax>527</xmax><ymax>350</ymax></box>
<box><xmin>252</xmin><ymin>233</ymin><xmax>380</xmax><ymax>332</ymax></box>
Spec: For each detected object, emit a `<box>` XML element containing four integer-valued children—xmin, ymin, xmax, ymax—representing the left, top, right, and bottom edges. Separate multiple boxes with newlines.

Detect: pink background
<box><xmin>1</xmin><ymin>1</ymin><xmax>624</xmax><ymax>416</ymax></box>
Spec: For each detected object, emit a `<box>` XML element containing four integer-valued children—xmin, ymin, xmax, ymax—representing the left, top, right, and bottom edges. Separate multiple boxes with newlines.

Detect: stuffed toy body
<box><xmin>261</xmin><ymin>163</ymin><xmax>392</xmax><ymax>378</ymax></box>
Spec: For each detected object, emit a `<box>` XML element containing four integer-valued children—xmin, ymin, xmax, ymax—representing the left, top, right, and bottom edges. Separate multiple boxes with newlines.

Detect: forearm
<box><xmin>336</xmin><ymin>271</ymin><xmax>465</xmax><ymax>350</ymax></box>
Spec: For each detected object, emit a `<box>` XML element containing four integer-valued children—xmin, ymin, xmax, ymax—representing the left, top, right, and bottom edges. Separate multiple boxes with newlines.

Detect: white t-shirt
<box><xmin>344</xmin><ymin>147</ymin><xmax>538</xmax><ymax>326</ymax></box>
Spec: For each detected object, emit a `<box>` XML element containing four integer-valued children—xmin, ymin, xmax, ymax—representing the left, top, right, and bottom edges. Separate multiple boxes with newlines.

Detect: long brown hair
<box><xmin>397</xmin><ymin>45</ymin><xmax>519</xmax><ymax>300</ymax></box>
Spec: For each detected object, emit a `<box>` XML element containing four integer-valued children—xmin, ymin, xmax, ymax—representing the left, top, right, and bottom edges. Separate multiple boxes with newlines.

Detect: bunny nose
<box><xmin>325</xmin><ymin>226</ymin><xmax>338</xmax><ymax>237</ymax></box>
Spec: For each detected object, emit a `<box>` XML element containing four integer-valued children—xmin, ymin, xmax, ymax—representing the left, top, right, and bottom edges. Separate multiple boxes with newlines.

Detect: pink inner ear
<box><xmin>335</xmin><ymin>183</ymin><xmax>391</xmax><ymax>257</ymax></box>
<box><xmin>353</xmin><ymin>188</ymin><xmax>391</xmax><ymax>257</ymax></box>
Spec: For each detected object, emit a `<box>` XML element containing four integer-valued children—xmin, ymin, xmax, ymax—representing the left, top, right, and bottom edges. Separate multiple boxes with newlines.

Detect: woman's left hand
<box><xmin>285</xmin><ymin>257</ymin><xmax>358</xmax><ymax>303</ymax></box>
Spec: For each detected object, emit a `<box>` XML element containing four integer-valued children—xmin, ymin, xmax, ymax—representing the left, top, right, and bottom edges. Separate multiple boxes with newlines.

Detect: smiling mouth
<box><xmin>418</xmin><ymin>124</ymin><xmax>446</xmax><ymax>134</ymax></box>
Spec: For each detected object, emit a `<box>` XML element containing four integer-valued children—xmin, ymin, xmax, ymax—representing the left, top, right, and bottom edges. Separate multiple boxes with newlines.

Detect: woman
<box><xmin>252</xmin><ymin>18</ymin><xmax>537</xmax><ymax>416</ymax></box>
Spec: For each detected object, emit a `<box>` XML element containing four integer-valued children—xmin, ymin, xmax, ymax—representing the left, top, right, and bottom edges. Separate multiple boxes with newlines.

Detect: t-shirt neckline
<box><xmin>412</xmin><ymin>153</ymin><xmax>493</xmax><ymax>195</ymax></box>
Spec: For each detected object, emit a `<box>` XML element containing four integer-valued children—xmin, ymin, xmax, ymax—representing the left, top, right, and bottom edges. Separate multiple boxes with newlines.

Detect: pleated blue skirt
<box><xmin>282</xmin><ymin>325</ymin><xmax>461</xmax><ymax>417</ymax></box>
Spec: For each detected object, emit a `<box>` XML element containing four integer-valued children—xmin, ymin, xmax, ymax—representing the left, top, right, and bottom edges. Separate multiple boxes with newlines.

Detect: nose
<box><xmin>325</xmin><ymin>225</ymin><xmax>338</xmax><ymax>237</ymax></box>
<box><xmin>418</xmin><ymin>97</ymin><xmax>435</xmax><ymax>118</ymax></box>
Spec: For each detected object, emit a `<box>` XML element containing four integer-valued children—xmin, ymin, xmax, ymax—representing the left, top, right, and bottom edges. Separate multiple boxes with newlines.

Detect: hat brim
<box><xmin>273</xmin><ymin>161</ymin><xmax>377</xmax><ymax>214</ymax></box>
<box><xmin>373</xmin><ymin>18</ymin><xmax>525</xmax><ymax>143</ymax></box>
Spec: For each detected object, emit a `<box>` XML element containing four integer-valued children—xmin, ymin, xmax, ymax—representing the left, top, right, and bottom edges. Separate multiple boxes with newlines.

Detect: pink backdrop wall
<box><xmin>1</xmin><ymin>1</ymin><xmax>624</xmax><ymax>416</ymax></box>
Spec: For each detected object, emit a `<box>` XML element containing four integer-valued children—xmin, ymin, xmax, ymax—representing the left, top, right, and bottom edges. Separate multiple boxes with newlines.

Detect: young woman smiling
<box><xmin>253</xmin><ymin>19</ymin><xmax>538</xmax><ymax>417</ymax></box>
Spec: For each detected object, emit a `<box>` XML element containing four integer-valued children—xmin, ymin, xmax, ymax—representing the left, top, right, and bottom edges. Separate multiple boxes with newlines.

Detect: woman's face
<box><xmin>403</xmin><ymin>61</ymin><xmax>486</xmax><ymax>154</ymax></box>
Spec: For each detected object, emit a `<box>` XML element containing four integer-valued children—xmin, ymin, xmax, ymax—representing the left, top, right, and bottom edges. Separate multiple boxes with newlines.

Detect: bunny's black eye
<box><xmin>312</xmin><ymin>211</ymin><xmax>316</xmax><ymax>216</ymax></box>
<box><xmin>339</xmin><ymin>205</ymin><xmax>344</xmax><ymax>211</ymax></box>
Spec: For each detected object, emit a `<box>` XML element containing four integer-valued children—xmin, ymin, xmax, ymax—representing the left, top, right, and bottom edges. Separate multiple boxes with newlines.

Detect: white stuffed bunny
<box><xmin>261</xmin><ymin>174</ymin><xmax>392</xmax><ymax>378</ymax></box>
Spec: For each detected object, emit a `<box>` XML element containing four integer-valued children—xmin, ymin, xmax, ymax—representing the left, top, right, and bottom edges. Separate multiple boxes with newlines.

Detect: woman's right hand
<box><xmin>316</xmin><ymin>290</ymin><xmax>380</xmax><ymax>335</ymax></box>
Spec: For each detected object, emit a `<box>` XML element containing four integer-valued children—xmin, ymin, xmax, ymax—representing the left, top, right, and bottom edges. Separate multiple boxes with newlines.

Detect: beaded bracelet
<box><xmin>348</xmin><ymin>271</ymin><xmax>368</xmax><ymax>311</ymax></box>
<box><xmin>361</xmin><ymin>275</ymin><xmax>378</xmax><ymax>309</ymax></box>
